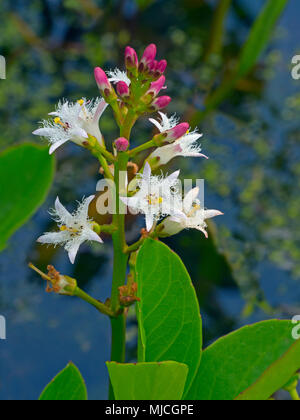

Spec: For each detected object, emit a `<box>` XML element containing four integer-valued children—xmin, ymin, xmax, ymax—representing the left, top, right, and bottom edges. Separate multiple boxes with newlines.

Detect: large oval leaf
<box><xmin>136</xmin><ymin>238</ymin><xmax>202</xmax><ymax>397</ymax></box>
<box><xmin>39</xmin><ymin>363</ymin><xmax>87</xmax><ymax>401</ymax></box>
<box><xmin>0</xmin><ymin>143</ymin><xmax>55</xmax><ymax>251</ymax></box>
<box><xmin>186</xmin><ymin>320</ymin><xmax>300</xmax><ymax>400</ymax></box>
<box><xmin>107</xmin><ymin>361</ymin><xmax>188</xmax><ymax>400</ymax></box>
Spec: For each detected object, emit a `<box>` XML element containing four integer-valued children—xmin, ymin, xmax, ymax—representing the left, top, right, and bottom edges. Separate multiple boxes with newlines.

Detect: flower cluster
<box><xmin>33</xmin><ymin>44</ymin><xmax>222</xmax><ymax>263</ymax></box>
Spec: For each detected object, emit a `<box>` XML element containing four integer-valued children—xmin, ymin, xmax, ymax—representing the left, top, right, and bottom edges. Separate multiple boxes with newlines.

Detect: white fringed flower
<box><xmin>121</xmin><ymin>162</ymin><xmax>185</xmax><ymax>232</ymax></box>
<box><xmin>37</xmin><ymin>196</ymin><xmax>103</xmax><ymax>264</ymax></box>
<box><xmin>107</xmin><ymin>68</ymin><xmax>131</xmax><ymax>86</ymax></box>
<box><xmin>149</xmin><ymin>129</ymin><xmax>208</xmax><ymax>165</ymax></box>
<box><xmin>160</xmin><ymin>187</ymin><xmax>223</xmax><ymax>238</ymax></box>
<box><xmin>33</xmin><ymin>98</ymin><xmax>108</xmax><ymax>154</ymax></box>
<box><xmin>149</xmin><ymin>112</ymin><xmax>179</xmax><ymax>132</ymax></box>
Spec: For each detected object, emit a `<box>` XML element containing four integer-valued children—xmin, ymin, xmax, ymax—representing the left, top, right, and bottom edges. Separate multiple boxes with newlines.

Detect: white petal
<box><xmin>54</xmin><ymin>197</ymin><xmax>73</xmax><ymax>223</ymax></box>
<box><xmin>173</xmin><ymin>209</ymin><xmax>188</xmax><ymax>220</ymax></box>
<box><xmin>33</xmin><ymin>128</ymin><xmax>54</xmax><ymax>137</ymax></box>
<box><xmin>166</xmin><ymin>170</ymin><xmax>180</xmax><ymax>182</ymax></box>
<box><xmin>49</xmin><ymin>138</ymin><xmax>69</xmax><ymax>154</ymax></box>
<box><xmin>48</xmin><ymin>111</ymin><xmax>59</xmax><ymax>116</ymax></box>
<box><xmin>71</xmin><ymin>127</ymin><xmax>88</xmax><ymax>139</ymax></box>
<box><xmin>196</xmin><ymin>227</ymin><xmax>209</xmax><ymax>238</ymax></box>
<box><xmin>143</xmin><ymin>162</ymin><xmax>152</xmax><ymax>182</ymax></box>
<box><xmin>184</xmin><ymin>188</ymin><xmax>200</xmax><ymax>212</ymax></box>
<box><xmin>37</xmin><ymin>231</ymin><xmax>68</xmax><ymax>244</ymax></box>
<box><xmin>145</xmin><ymin>214</ymin><xmax>154</xmax><ymax>232</ymax></box>
<box><xmin>68</xmin><ymin>242</ymin><xmax>81</xmax><ymax>264</ymax></box>
<box><xmin>78</xmin><ymin>195</ymin><xmax>95</xmax><ymax>219</ymax></box>
<box><xmin>204</xmin><ymin>210</ymin><xmax>223</xmax><ymax>220</ymax></box>
<box><xmin>149</xmin><ymin>118</ymin><xmax>163</xmax><ymax>132</ymax></box>
<box><xmin>86</xmin><ymin>229</ymin><xmax>104</xmax><ymax>244</ymax></box>
<box><xmin>93</xmin><ymin>99</ymin><xmax>109</xmax><ymax>123</ymax></box>
<box><xmin>183</xmin><ymin>152</ymin><xmax>209</xmax><ymax>159</ymax></box>
<box><xmin>160</xmin><ymin>112</ymin><xmax>172</xmax><ymax>130</ymax></box>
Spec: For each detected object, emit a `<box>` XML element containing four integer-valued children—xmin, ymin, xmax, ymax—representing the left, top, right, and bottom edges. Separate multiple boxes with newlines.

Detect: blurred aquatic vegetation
<box><xmin>0</xmin><ymin>0</ymin><xmax>298</xmax><ymax>320</ymax></box>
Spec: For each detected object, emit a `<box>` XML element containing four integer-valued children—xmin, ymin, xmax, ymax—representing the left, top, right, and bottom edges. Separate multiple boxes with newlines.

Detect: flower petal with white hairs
<box><xmin>160</xmin><ymin>187</ymin><xmax>223</xmax><ymax>238</ymax></box>
<box><xmin>148</xmin><ymin>129</ymin><xmax>208</xmax><ymax>166</ymax></box>
<box><xmin>120</xmin><ymin>163</ymin><xmax>183</xmax><ymax>232</ymax></box>
<box><xmin>33</xmin><ymin>98</ymin><xmax>108</xmax><ymax>154</ymax></box>
<box><xmin>107</xmin><ymin>68</ymin><xmax>131</xmax><ymax>86</ymax></box>
<box><xmin>37</xmin><ymin>196</ymin><xmax>103</xmax><ymax>264</ymax></box>
<box><xmin>149</xmin><ymin>112</ymin><xmax>179</xmax><ymax>132</ymax></box>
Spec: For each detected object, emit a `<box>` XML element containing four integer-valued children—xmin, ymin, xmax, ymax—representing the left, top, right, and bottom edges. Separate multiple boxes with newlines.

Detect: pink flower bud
<box><xmin>94</xmin><ymin>67</ymin><xmax>112</xmax><ymax>96</ymax></box>
<box><xmin>166</xmin><ymin>123</ymin><xmax>189</xmax><ymax>142</ymax></box>
<box><xmin>151</xmin><ymin>96</ymin><xmax>172</xmax><ymax>111</ymax></box>
<box><xmin>156</xmin><ymin>60</ymin><xmax>167</xmax><ymax>75</ymax></box>
<box><xmin>148</xmin><ymin>76</ymin><xmax>166</xmax><ymax>97</ymax></box>
<box><xmin>115</xmin><ymin>137</ymin><xmax>129</xmax><ymax>152</ymax></box>
<box><xmin>116</xmin><ymin>81</ymin><xmax>130</xmax><ymax>98</ymax></box>
<box><xmin>125</xmin><ymin>46</ymin><xmax>138</xmax><ymax>69</ymax></box>
<box><xmin>139</xmin><ymin>44</ymin><xmax>157</xmax><ymax>72</ymax></box>
<box><xmin>142</xmin><ymin>44</ymin><xmax>157</xmax><ymax>64</ymax></box>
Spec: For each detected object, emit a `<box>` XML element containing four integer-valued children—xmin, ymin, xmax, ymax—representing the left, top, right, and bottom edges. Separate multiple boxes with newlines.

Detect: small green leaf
<box><xmin>39</xmin><ymin>363</ymin><xmax>87</xmax><ymax>401</ymax></box>
<box><xmin>0</xmin><ymin>143</ymin><xmax>55</xmax><ymax>251</ymax></box>
<box><xmin>136</xmin><ymin>239</ymin><xmax>202</xmax><ymax>398</ymax></box>
<box><xmin>107</xmin><ymin>361</ymin><xmax>188</xmax><ymax>400</ymax></box>
<box><xmin>186</xmin><ymin>320</ymin><xmax>300</xmax><ymax>400</ymax></box>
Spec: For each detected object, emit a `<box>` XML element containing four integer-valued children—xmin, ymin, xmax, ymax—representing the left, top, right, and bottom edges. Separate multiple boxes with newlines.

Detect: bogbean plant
<box><xmin>30</xmin><ymin>45</ymin><xmax>300</xmax><ymax>401</ymax></box>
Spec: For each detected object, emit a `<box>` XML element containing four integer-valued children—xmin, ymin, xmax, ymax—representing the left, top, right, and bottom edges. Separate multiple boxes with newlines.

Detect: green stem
<box><xmin>129</xmin><ymin>139</ymin><xmax>155</xmax><ymax>157</ymax></box>
<box><xmin>75</xmin><ymin>287</ymin><xmax>114</xmax><ymax>317</ymax></box>
<box><xmin>97</xmin><ymin>153</ymin><xmax>114</xmax><ymax>181</ymax></box>
<box><xmin>109</xmin><ymin>314</ymin><xmax>127</xmax><ymax>400</ymax></box>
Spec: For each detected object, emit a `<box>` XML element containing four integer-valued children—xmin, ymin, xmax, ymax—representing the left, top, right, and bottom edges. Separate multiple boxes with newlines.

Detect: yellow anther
<box><xmin>147</xmin><ymin>195</ymin><xmax>163</xmax><ymax>205</ymax></box>
<box><xmin>54</xmin><ymin>117</ymin><xmax>62</xmax><ymax>124</ymax></box>
<box><xmin>77</xmin><ymin>99</ymin><xmax>85</xmax><ymax>106</ymax></box>
<box><xmin>60</xmin><ymin>225</ymin><xmax>78</xmax><ymax>234</ymax></box>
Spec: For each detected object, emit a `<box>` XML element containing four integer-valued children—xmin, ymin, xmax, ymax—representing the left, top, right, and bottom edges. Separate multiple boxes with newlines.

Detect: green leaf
<box><xmin>186</xmin><ymin>320</ymin><xmax>300</xmax><ymax>400</ymax></box>
<box><xmin>107</xmin><ymin>361</ymin><xmax>188</xmax><ymax>400</ymax></box>
<box><xmin>236</xmin><ymin>0</ymin><xmax>288</xmax><ymax>79</ymax></box>
<box><xmin>136</xmin><ymin>239</ymin><xmax>202</xmax><ymax>398</ymax></box>
<box><xmin>0</xmin><ymin>143</ymin><xmax>55</xmax><ymax>251</ymax></box>
<box><xmin>39</xmin><ymin>363</ymin><xmax>88</xmax><ymax>401</ymax></box>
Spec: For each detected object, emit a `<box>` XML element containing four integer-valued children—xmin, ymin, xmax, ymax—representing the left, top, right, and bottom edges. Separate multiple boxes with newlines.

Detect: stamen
<box><xmin>60</xmin><ymin>225</ymin><xmax>79</xmax><ymax>234</ymax></box>
<box><xmin>77</xmin><ymin>99</ymin><xmax>85</xmax><ymax>106</ymax></box>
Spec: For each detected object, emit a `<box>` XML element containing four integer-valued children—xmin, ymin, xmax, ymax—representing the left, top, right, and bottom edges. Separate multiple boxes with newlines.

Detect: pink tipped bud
<box><xmin>125</xmin><ymin>46</ymin><xmax>138</xmax><ymax>69</ymax></box>
<box><xmin>94</xmin><ymin>67</ymin><xmax>112</xmax><ymax>96</ymax></box>
<box><xmin>142</xmin><ymin>44</ymin><xmax>157</xmax><ymax>64</ymax></box>
<box><xmin>115</xmin><ymin>137</ymin><xmax>129</xmax><ymax>152</ymax></box>
<box><xmin>151</xmin><ymin>96</ymin><xmax>172</xmax><ymax>111</ymax></box>
<box><xmin>156</xmin><ymin>60</ymin><xmax>167</xmax><ymax>75</ymax></box>
<box><xmin>148</xmin><ymin>76</ymin><xmax>166</xmax><ymax>97</ymax></box>
<box><xmin>166</xmin><ymin>123</ymin><xmax>189</xmax><ymax>142</ymax></box>
<box><xmin>116</xmin><ymin>81</ymin><xmax>130</xmax><ymax>98</ymax></box>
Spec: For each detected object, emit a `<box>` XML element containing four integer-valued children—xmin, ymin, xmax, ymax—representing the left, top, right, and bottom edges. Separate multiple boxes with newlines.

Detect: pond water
<box><xmin>0</xmin><ymin>0</ymin><xmax>299</xmax><ymax>400</ymax></box>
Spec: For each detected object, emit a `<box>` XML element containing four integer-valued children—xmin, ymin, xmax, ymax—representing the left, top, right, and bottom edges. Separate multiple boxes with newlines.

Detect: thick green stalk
<box><xmin>108</xmin><ymin>108</ymin><xmax>137</xmax><ymax>399</ymax></box>
<box><xmin>109</xmin><ymin>314</ymin><xmax>127</xmax><ymax>400</ymax></box>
